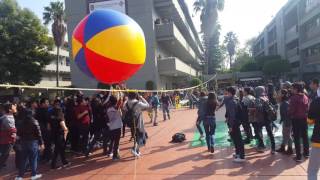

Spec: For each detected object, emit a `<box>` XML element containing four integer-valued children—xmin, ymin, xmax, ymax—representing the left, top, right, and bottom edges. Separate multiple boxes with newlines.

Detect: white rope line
<box><xmin>0</xmin><ymin>74</ymin><xmax>216</xmax><ymax>93</ymax></box>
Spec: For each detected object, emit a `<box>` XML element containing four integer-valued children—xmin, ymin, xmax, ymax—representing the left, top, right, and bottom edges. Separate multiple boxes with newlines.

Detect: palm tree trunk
<box><xmin>56</xmin><ymin>47</ymin><xmax>60</xmax><ymax>87</ymax></box>
<box><xmin>229</xmin><ymin>55</ymin><xmax>232</xmax><ymax>69</ymax></box>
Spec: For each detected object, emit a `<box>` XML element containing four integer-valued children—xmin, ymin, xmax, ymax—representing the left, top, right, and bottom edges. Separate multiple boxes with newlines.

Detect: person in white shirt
<box><xmin>106</xmin><ymin>95</ymin><xmax>123</xmax><ymax>161</ymax></box>
<box><xmin>123</xmin><ymin>92</ymin><xmax>149</xmax><ymax>157</ymax></box>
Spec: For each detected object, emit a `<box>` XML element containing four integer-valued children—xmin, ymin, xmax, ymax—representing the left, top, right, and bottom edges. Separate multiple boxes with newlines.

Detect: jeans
<box><xmin>162</xmin><ymin>104</ymin><xmax>170</xmax><ymax>120</ymax></box>
<box><xmin>108</xmin><ymin>128</ymin><xmax>121</xmax><ymax>157</ymax></box>
<box><xmin>51</xmin><ymin>135</ymin><xmax>68</xmax><ymax>168</ymax></box>
<box><xmin>230</xmin><ymin>125</ymin><xmax>245</xmax><ymax>159</ymax></box>
<box><xmin>292</xmin><ymin>118</ymin><xmax>309</xmax><ymax>158</ymax></box>
<box><xmin>40</xmin><ymin>124</ymin><xmax>52</xmax><ymax>161</ymax></box>
<box><xmin>308</xmin><ymin>146</ymin><xmax>320</xmax><ymax>180</ymax></box>
<box><xmin>18</xmin><ymin>140</ymin><xmax>39</xmax><ymax>177</ymax></box>
<box><xmin>282</xmin><ymin>126</ymin><xmax>293</xmax><ymax>148</ymax></box>
<box><xmin>0</xmin><ymin>143</ymin><xmax>13</xmax><ymax>168</ymax></box>
<box><xmin>196</xmin><ymin>116</ymin><xmax>204</xmax><ymax>135</ymax></box>
<box><xmin>78</xmin><ymin>124</ymin><xmax>89</xmax><ymax>153</ymax></box>
<box><xmin>256</xmin><ymin>121</ymin><xmax>275</xmax><ymax>150</ymax></box>
<box><xmin>241</xmin><ymin>117</ymin><xmax>253</xmax><ymax>139</ymax></box>
<box><xmin>203</xmin><ymin>116</ymin><xmax>216</xmax><ymax>149</ymax></box>
<box><xmin>151</xmin><ymin>107</ymin><xmax>158</xmax><ymax>124</ymax></box>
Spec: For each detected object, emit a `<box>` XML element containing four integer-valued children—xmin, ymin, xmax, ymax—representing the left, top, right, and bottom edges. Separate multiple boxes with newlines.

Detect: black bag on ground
<box><xmin>171</xmin><ymin>133</ymin><xmax>186</xmax><ymax>143</ymax></box>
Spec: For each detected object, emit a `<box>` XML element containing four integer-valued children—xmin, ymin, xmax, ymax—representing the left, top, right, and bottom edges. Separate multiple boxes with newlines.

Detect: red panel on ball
<box><xmin>85</xmin><ymin>48</ymin><xmax>143</xmax><ymax>84</ymax></box>
<box><xmin>73</xmin><ymin>15</ymin><xmax>89</xmax><ymax>44</ymax></box>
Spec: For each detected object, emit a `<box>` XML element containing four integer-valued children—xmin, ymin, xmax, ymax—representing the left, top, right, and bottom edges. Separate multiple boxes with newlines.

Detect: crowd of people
<box><xmin>195</xmin><ymin>79</ymin><xmax>320</xmax><ymax>180</ymax></box>
<box><xmin>0</xmin><ymin>79</ymin><xmax>319</xmax><ymax>180</ymax></box>
<box><xmin>0</xmin><ymin>89</ymin><xmax>174</xmax><ymax>180</ymax></box>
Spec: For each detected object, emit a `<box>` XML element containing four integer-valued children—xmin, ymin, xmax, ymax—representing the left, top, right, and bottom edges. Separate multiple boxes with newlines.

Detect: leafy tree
<box><xmin>262</xmin><ymin>58</ymin><xmax>291</xmax><ymax>77</ymax></box>
<box><xmin>233</xmin><ymin>49</ymin><xmax>253</xmax><ymax>71</ymax></box>
<box><xmin>240</xmin><ymin>61</ymin><xmax>259</xmax><ymax>72</ymax></box>
<box><xmin>0</xmin><ymin>0</ymin><xmax>53</xmax><ymax>85</ymax></box>
<box><xmin>244</xmin><ymin>37</ymin><xmax>256</xmax><ymax>56</ymax></box>
<box><xmin>224</xmin><ymin>31</ymin><xmax>239</xmax><ymax>69</ymax></box>
<box><xmin>193</xmin><ymin>0</ymin><xmax>224</xmax><ymax>74</ymax></box>
<box><xmin>190</xmin><ymin>78</ymin><xmax>202</xmax><ymax>87</ymax></box>
<box><xmin>255</xmin><ymin>55</ymin><xmax>281</xmax><ymax>70</ymax></box>
<box><xmin>43</xmin><ymin>1</ymin><xmax>67</xmax><ymax>87</ymax></box>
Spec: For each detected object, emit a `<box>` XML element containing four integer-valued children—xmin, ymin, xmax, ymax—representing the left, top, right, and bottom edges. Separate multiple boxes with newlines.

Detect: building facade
<box><xmin>65</xmin><ymin>0</ymin><xmax>204</xmax><ymax>90</ymax></box>
<box><xmin>37</xmin><ymin>47</ymin><xmax>71</xmax><ymax>87</ymax></box>
<box><xmin>253</xmin><ymin>0</ymin><xmax>320</xmax><ymax>81</ymax></box>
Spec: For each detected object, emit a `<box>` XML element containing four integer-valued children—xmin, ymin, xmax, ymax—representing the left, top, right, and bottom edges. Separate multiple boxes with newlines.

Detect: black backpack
<box><xmin>264</xmin><ymin>101</ymin><xmax>278</xmax><ymax>122</ymax></box>
<box><xmin>171</xmin><ymin>133</ymin><xmax>186</xmax><ymax>143</ymax></box>
<box><xmin>123</xmin><ymin>102</ymin><xmax>138</xmax><ymax>128</ymax></box>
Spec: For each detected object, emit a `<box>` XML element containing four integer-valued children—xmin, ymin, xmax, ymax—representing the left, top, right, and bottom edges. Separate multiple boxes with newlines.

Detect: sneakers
<box><xmin>107</xmin><ymin>153</ymin><xmax>113</xmax><ymax>157</ymax></box>
<box><xmin>256</xmin><ymin>147</ymin><xmax>265</xmax><ymax>153</ymax></box>
<box><xmin>131</xmin><ymin>149</ymin><xmax>140</xmax><ymax>157</ymax></box>
<box><xmin>15</xmin><ymin>177</ymin><xmax>23</xmax><ymax>180</ymax></box>
<box><xmin>31</xmin><ymin>174</ymin><xmax>42</xmax><ymax>180</ymax></box>
<box><xmin>304</xmin><ymin>153</ymin><xmax>310</xmax><ymax>158</ymax></box>
<box><xmin>210</xmin><ymin>147</ymin><xmax>215</xmax><ymax>154</ymax></box>
<box><xmin>112</xmin><ymin>155</ymin><xmax>121</xmax><ymax>161</ymax></box>
<box><xmin>276</xmin><ymin>146</ymin><xmax>286</xmax><ymax>153</ymax></box>
<box><xmin>286</xmin><ymin>148</ymin><xmax>293</xmax><ymax>155</ymax></box>
<box><xmin>271</xmin><ymin>150</ymin><xmax>276</xmax><ymax>155</ymax></box>
<box><xmin>62</xmin><ymin>162</ymin><xmax>71</xmax><ymax>168</ymax></box>
<box><xmin>51</xmin><ymin>166</ymin><xmax>62</xmax><ymax>170</ymax></box>
<box><xmin>199</xmin><ymin>134</ymin><xmax>205</xmax><ymax>140</ymax></box>
<box><xmin>153</xmin><ymin>122</ymin><xmax>158</xmax><ymax>126</ymax></box>
<box><xmin>233</xmin><ymin>157</ymin><xmax>246</xmax><ymax>163</ymax></box>
<box><xmin>294</xmin><ymin>157</ymin><xmax>303</xmax><ymax>162</ymax></box>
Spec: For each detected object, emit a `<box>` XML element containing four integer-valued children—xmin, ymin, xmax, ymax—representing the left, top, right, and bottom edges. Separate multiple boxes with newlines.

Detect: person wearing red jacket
<box><xmin>0</xmin><ymin>103</ymin><xmax>17</xmax><ymax>170</ymax></box>
<box><xmin>288</xmin><ymin>82</ymin><xmax>310</xmax><ymax>162</ymax></box>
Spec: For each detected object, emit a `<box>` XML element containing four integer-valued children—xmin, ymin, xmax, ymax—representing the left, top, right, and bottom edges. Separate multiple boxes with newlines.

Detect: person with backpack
<box><xmin>307</xmin><ymin>95</ymin><xmax>320</xmax><ymax>180</ymax></box>
<box><xmin>204</xmin><ymin>92</ymin><xmax>218</xmax><ymax>153</ymax></box>
<box><xmin>225</xmin><ymin>87</ymin><xmax>245</xmax><ymax>163</ymax></box>
<box><xmin>0</xmin><ymin>103</ymin><xmax>17</xmax><ymax>171</ymax></box>
<box><xmin>288</xmin><ymin>82</ymin><xmax>310</xmax><ymax>162</ymax></box>
<box><xmin>150</xmin><ymin>93</ymin><xmax>160</xmax><ymax>126</ymax></box>
<box><xmin>239</xmin><ymin>89</ymin><xmax>253</xmax><ymax>144</ymax></box>
<box><xmin>276</xmin><ymin>89</ymin><xmax>293</xmax><ymax>155</ymax></box>
<box><xmin>123</xmin><ymin>92</ymin><xmax>149</xmax><ymax>157</ymax></box>
<box><xmin>253</xmin><ymin>86</ymin><xmax>276</xmax><ymax>154</ymax></box>
<box><xmin>106</xmin><ymin>95</ymin><xmax>123</xmax><ymax>161</ymax></box>
<box><xmin>49</xmin><ymin>100</ymin><xmax>70</xmax><ymax>169</ymax></box>
<box><xmin>242</xmin><ymin>87</ymin><xmax>256</xmax><ymax>141</ymax></box>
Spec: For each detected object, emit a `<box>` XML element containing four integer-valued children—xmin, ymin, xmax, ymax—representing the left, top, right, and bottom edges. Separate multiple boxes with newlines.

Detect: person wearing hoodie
<box><xmin>225</xmin><ymin>87</ymin><xmax>245</xmax><ymax>163</ymax></box>
<box><xmin>203</xmin><ymin>92</ymin><xmax>217</xmax><ymax>153</ymax></box>
<box><xmin>307</xmin><ymin>95</ymin><xmax>320</xmax><ymax>180</ymax></box>
<box><xmin>243</xmin><ymin>87</ymin><xmax>257</xmax><ymax>140</ymax></box>
<box><xmin>253</xmin><ymin>86</ymin><xmax>276</xmax><ymax>154</ymax></box>
<box><xmin>196</xmin><ymin>92</ymin><xmax>207</xmax><ymax>140</ymax></box>
<box><xmin>288</xmin><ymin>82</ymin><xmax>310</xmax><ymax>162</ymax></box>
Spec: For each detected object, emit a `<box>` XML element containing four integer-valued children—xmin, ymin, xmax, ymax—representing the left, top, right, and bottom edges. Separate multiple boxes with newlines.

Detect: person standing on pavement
<box><xmin>123</xmin><ymin>92</ymin><xmax>149</xmax><ymax>157</ymax></box>
<box><xmin>150</xmin><ymin>93</ymin><xmax>160</xmax><ymax>126</ymax></box>
<box><xmin>276</xmin><ymin>89</ymin><xmax>293</xmax><ymax>155</ymax></box>
<box><xmin>106</xmin><ymin>95</ymin><xmax>123</xmax><ymax>161</ymax></box>
<box><xmin>307</xmin><ymin>95</ymin><xmax>320</xmax><ymax>180</ymax></box>
<box><xmin>35</xmin><ymin>98</ymin><xmax>51</xmax><ymax>163</ymax></box>
<box><xmin>161</xmin><ymin>93</ymin><xmax>172</xmax><ymax>121</ymax></box>
<box><xmin>74</xmin><ymin>97</ymin><xmax>91</xmax><ymax>155</ymax></box>
<box><xmin>288</xmin><ymin>82</ymin><xmax>310</xmax><ymax>162</ymax></box>
<box><xmin>309</xmin><ymin>79</ymin><xmax>320</xmax><ymax>101</ymax></box>
<box><xmin>204</xmin><ymin>92</ymin><xmax>217</xmax><ymax>153</ymax></box>
<box><xmin>242</xmin><ymin>87</ymin><xmax>256</xmax><ymax>141</ymax></box>
<box><xmin>0</xmin><ymin>103</ymin><xmax>17</xmax><ymax>171</ymax></box>
<box><xmin>15</xmin><ymin>107</ymin><xmax>43</xmax><ymax>180</ymax></box>
<box><xmin>225</xmin><ymin>87</ymin><xmax>245</xmax><ymax>163</ymax></box>
<box><xmin>49</xmin><ymin>100</ymin><xmax>70</xmax><ymax>169</ymax></box>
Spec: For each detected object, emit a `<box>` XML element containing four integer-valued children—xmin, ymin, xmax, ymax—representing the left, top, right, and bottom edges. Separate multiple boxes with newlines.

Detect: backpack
<box><xmin>171</xmin><ymin>133</ymin><xmax>186</xmax><ymax>143</ymax></box>
<box><xmin>264</xmin><ymin>101</ymin><xmax>278</xmax><ymax>122</ymax></box>
<box><xmin>151</xmin><ymin>96</ymin><xmax>159</xmax><ymax>108</ymax></box>
<box><xmin>123</xmin><ymin>102</ymin><xmax>139</xmax><ymax>128</ymax></box>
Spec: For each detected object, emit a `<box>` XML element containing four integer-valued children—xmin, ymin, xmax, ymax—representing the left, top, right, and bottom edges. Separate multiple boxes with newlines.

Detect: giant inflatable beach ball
<box><xmin>72</xmin><ymin>9</ymin><xmax>146</xmax><ymax>84</ymax></box>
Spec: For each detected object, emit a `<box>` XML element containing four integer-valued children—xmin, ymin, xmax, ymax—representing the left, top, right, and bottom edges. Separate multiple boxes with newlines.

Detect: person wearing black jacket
<box><xmin>307</xmin><ymin>97</ymin><xmax>320</xmax><ymax>180</ymax></box>
<box><xmin>49</xmin><ymin>100</ymin><xmax>70</xmax><ymax>169</ymax></box>
<box><xmin>35</xmin><ymin>98</ymin><xmax>51</xmax><ymax>162</ymax></box>
<box><xmin>15</xmin><ymin>108</ymin><xmax>44</xmax><ymax>180</ymax></box>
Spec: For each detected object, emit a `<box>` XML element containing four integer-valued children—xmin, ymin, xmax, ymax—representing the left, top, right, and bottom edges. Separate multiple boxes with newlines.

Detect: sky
<box><xmin>17</xmin><ymin>0</ymin><xmax>288</xmax><ymax>47</ymax></box>
<box><xmin>186</xmin><ymin>0</ymin><xmax>288</xmax><ymax>47</ymax></box>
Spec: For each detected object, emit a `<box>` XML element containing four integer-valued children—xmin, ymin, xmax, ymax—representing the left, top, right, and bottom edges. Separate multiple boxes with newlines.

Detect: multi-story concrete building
<box><xmin>253</xmin><ymin>0</ymin><xmax>320</xmax><ymax>81</ymax></box>
<box><xmin>37</xmin><ymin>46</ymin><xmax>71</xmax><ymax>87</ymax></box>
<box><xmin>65</xmin><ymin>0</ymin><xmax>204</xmax><ymax>90</ymax></box>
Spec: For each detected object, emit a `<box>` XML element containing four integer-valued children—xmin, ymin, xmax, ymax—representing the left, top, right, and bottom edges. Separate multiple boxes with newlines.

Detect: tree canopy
<box><xmin>262</xmin><ymin>58</ymin><xmax>291</xmax><ymax>76</ymax></box>
<box><xmin>0</xmin><ymin>0</ymin><xmax>54</xmax><ymax>85</ymax></box>
<box><xmin>224</xmin><ymin>31</ymin><xmax>239</xmax><ymax>68</ymax></box>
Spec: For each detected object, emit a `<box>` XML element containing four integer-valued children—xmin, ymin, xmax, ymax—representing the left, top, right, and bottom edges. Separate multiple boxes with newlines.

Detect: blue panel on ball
<box><xmin>75</xmin><ymin>48</ymin><xmax>94</xmax><ymax>78</ymax></box>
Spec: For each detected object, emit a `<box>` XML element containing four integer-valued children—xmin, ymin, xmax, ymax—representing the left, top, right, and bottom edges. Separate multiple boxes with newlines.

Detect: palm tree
<box><xmin>224</xmin><ymin>31</ymin><xmax>239</xmax><ymax>69</ymax></box>
<box><xmin>43</xmin><ymin>1</ymin><xmax>66</xmax><ymax>87</ymax></box>
<box><xmin>193</xmin><ymin>0</ymin><xmax>224</xmax><ymax>74</ymax></box>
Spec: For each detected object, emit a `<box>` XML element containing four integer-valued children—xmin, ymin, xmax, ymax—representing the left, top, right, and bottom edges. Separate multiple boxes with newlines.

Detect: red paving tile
<box><xmin>0</xmin><ymin>108</ymin><xmax>317</xmax><ymax>179</ymax></box>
